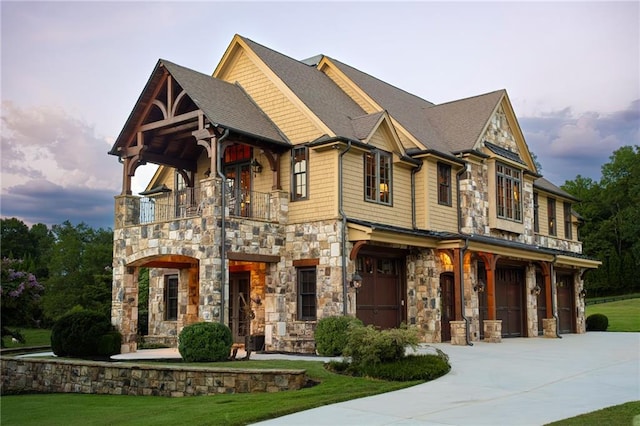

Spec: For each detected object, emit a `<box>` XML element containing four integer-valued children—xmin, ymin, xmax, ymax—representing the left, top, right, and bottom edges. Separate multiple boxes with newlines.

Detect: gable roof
<box><xmin>534</xmin><ymin>177</ymin><xmax>579</xmax><ymax>202</ymax></box>
<box><xmin>238</xmin><ymin>36</ymin><xmax>367</xmax><ymax>141</ymax></box>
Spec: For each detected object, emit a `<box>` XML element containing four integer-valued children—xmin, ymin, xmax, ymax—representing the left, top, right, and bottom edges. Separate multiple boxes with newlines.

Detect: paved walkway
<box><xmin>252</xmin><ymin>333</ymin><xmax>639</xmax><ymax>426</ymax></box>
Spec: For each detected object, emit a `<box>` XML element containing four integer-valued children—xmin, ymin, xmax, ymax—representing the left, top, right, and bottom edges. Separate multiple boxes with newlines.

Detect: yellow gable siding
<box><xmin>414</xmin><ymin>167</ymin><xmax>427</xmax><ymax>229</ymax></box>
<box><xmin>342</xmin><ymin>151</ymin><xmax>413</xmax><ymax>228</ymax></box>
<box><xmin>222</xmin><ymin>50</ymin><xmax>322</xmax><ymax>143</ymax></box>
<box><xmin>424</xmin><ymin>161</ymin><xmax>458</xmax><ymax>233</ymax></box>
<box><xmin>288</xmin><ymin>149</ymin><xmax>338</xmax><ymax>223</ymax></box>
<box><xmin>322</xmin><ymin>66</ymin><xmax>376</xmax><ymax>114</ymax></box>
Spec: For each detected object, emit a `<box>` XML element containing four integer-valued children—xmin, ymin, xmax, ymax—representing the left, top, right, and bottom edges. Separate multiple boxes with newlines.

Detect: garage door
<box><xmin>495</xmin><ymin>267</ymin><xmax>525</xmax><ymax>337</ymax></box>
<box><xmin>356</xmin><ymin>255</ymin><xmax>403</xmax><ymax>329</ymax></box>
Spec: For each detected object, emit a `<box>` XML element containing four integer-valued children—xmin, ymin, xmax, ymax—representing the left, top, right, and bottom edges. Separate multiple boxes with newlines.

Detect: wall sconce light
<box><xmin>531</xmin><ymin>284</ymin><xmax>542</xmax><ymax>296</ymax></box>
<box><xmin>439</xmin><ymin>252</ymin><xmax>454</xmax><ymax>272</ymax></box>
<box><xmin>251</xmin><ymin>158</ymin><xmax>263</xmax><ymax>174</ymax></box>
<box><xmin>579</xmin><ymin>288</ymin><xmax>587</xmax><ymax>298</ymax></box>
<box><xmin>251</xmin><ymin>296</ymin><xmax>262</xmax><ymax>306</ymax></box>
<box><xmin>474</xmin><ymin>279</ymin><xmax>486</xmax><ymax>293</ymax></box>
<box><xmin>350</xmin><ymin>272</ymin><xmax>363</xmax><ymax>289</ymax></box>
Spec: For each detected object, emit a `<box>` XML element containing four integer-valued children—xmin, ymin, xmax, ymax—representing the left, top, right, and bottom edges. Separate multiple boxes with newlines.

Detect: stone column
<box><xmin>483</xmin><ymin>319</ymin><xmax>502</xmax><ymax>343</ymax></box>
<box><xmin>449</xmin><ymin>320</ymin><xmax>467</xmax><ymax>345</ymax></box>
<box><xmin>542</xmin><ymin>318</ymin><xmax>557</xmax><ymax>338</ymax></box>
<box><xmin>114</xmin><ymin>195</ymin><xmax>140</xmax><ymax>228</ymax></box>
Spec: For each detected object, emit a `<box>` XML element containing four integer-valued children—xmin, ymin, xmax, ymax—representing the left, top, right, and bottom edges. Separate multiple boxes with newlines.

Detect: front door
<box><xmin>440</xmin><ymin>273</ymin><xmax>455</xmax><ymax>341</ymax></box>
<box><xmin>356</xmin><ymin>255</ymin><xmax>403</xmax><ymax>329</ymax></box>
<box><xmin>557</xmin><ymin>273</ymin><xmax>575</xmax><ymax>334</ymax></box>
<box><xmin>224</xmin><ymin>144</ymin><xmax>252</xmax><ymax>217</ymax></box>
<box><xmin>229</xmin><ymin>272</ymin><xmax>251</xmax><ymax>343</ymax></box>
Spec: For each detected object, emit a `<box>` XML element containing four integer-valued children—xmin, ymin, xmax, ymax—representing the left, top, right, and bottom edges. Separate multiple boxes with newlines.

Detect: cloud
<box><xmin>520</xmin><ymin>100</ymin><xmax>640</xmax><ymax>185</ymax></box>
<box><xmin>1</xmin><ymin>101</ymin><xmax>121</xmax><ymax>228</ymax></box>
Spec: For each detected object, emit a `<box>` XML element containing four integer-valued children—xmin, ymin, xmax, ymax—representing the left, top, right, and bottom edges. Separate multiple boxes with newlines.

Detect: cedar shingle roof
<box><xmin>161</xmin><ymin>60</ymin><xmax>288</xmax><ymax>145</ymax></box>
<box><xmin>239</xmin><ymin>36</ymin><xmax>366</xmax><ymax>140</ymax></box>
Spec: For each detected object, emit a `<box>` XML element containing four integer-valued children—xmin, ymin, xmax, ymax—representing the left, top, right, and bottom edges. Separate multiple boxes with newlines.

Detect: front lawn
<box><xmin>546</xmin><ymin>400</ymin><xmax>640</xmax><ymax>425</ymax></box>
<box><xmin>1</xmin><ymin>328</ymin><xmax>51</xmax><ymax>348</ymax></box>
<box><xmin>1</xmin><ymin>359</ymin><xmax>423</xmax><ymax>426</ymax></box>
<box><xmin>585</xmin><ymin>298</ymin><xmax>640</xmax><ymax>332</ymax></box>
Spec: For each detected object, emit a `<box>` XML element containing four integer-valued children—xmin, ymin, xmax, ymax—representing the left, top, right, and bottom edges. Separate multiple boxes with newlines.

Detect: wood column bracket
<box><xmin>259</xmin><ymin>149</ymin><xmax>282</xmax><ymax>190</ymax></box>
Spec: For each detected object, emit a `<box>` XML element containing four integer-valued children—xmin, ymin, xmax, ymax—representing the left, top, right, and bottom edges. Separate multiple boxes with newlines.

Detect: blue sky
<box><xmin>1</xmin><ymin>1</ymin><xmax>639</xmax><ymax>229</ymax></box>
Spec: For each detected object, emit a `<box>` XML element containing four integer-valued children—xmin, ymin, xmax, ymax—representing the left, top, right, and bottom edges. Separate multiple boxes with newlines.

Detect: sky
<box><xmin>1</xmin><ymin>1</ymin><xmax>639</xmax><ymax>229</ymax></box>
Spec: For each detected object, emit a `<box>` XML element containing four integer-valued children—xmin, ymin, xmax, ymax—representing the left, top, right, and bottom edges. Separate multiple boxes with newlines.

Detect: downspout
<box><xmin>550</xmin><ymin>255</ymin><xmax>562</xmax><ymax>338</ymax></box>
<box><xmin>216</xmin><ymin>128</ymin><xmax>231</xmax><ymax>324</ymax></box>
<box><xmin>338</xmin><ymin>141</ymin><xmax>353</xmax><ymax>315</ymax></box>
<box><xmin>411</xmin><ymin>161</ymin><xmax>423</xmax><ymax>229</ymax></box>
<box><xmin>456</xmin><ymin>162</ymin><xmax>473</xmax><ymax>345</ymax></box>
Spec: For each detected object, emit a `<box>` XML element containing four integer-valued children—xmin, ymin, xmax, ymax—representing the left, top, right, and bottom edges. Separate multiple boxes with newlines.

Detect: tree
<box><xmin>1</xmin><ymin>258</ymin><xmax>44</xmax><ymax>345</ymax></box>
<box><xmin>1</xmin><ymin>218</ymin><xmax>33</xmax><ymax>259</ymax></box>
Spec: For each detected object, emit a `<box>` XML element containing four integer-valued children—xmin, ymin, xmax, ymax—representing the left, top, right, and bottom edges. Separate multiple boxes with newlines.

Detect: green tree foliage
<box><xmin>563</xmin><ymin>145</ymin><xmax>640</xmax><ymax>296</ymax></box>
<box><xmin>42</xmin><ymin>221</ymin><xmax>114</xmax><ymax>321</ymax></box>
<box><xmin>1</xmin><ymin>258</ymin><xmax>44</xmax><ymax>345</ymax></box>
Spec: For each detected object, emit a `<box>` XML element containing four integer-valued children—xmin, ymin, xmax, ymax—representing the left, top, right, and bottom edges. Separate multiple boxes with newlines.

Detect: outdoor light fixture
<box><xmin>474</xmin><ymin>279</ymin><xmax>486</xmax><ymax>293</ymax></box>
<box><xmin>251</xmin><ymin>158</ymin><xmax>263</xmax><ymax>174</ymax></box>
<box><xmin>579</xmin><ymin>288</ymin><xmax>587</xmax><ymax>298</ymax></box>
<box><xmin>531</xmin><ymin>284</ymin><xmax>542</xmax><ymax>296</ymax></box>
<box><xmin>350</xmin><ymin>272</ymin><xmax>363</xmax><ymax>289</ymax></box>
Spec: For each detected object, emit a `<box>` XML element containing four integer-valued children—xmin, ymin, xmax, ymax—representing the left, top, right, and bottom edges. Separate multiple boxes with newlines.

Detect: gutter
<box><xmin>411</xmin><ymin>160</ymin><xmax>424</xmax><ymax>229</ymax></box>
<box><xmin>456</xmin><ymin>162</ymin><xmax>473</xmax><ymax>345</ymax></box>
<box><xmin>216</xmin><ymin>128</ymin><xmax>231</xmax><ymax>324</ymax></box>
<box><xmin>338</xmin><ymin>141</ymin><xmax>353</xmax><ymax>315</ymax></box>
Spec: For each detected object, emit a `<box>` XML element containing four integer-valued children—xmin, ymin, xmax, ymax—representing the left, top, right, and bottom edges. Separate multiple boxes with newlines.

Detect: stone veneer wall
<box><xmin>1</xmin><ymin>357</ymin><xmax>306</xmax><ymax>397</ymax></box>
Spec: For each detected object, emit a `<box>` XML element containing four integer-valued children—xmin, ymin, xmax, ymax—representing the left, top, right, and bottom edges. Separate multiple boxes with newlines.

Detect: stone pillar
<box><xmin>450</xmin><ymin>320</ymin><xmax>467</xmax><ymax>345</ymax></box>
<box><xmin>542</xmin><ymin>318</ymin><xmax>557</xmax><ymax>338</ymax></box>
<box><xmin>114</xmin><ymin>195</ymin><xmax>140</xmax><ymax>228</ymax></box>
<box><xmin>483</xmin><ymin>319</ymin><xmax>502</xmax><ymax>343</ymax></box>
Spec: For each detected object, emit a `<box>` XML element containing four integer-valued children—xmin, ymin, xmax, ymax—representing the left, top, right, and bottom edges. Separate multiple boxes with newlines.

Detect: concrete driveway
<box><xmin>253</xmin><ymin>333</ymin><xmax>639</xmax><ymax>426</ymax></box>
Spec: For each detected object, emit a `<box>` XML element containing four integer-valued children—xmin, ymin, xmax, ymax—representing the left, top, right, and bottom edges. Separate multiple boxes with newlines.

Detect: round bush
<box><xmin>359</xmin><ymin>354</ymin><xmax>451</xmax><ymax>381</ymax></box>
<box><xmin>51</xmin><ymin>309</ymin><xmax>117</xmax><ymax>357</ymax></box>
<box><xmin>314</xmin><ymin>315</ymin><xmax>363</xmax><ymax>356</ymax></box>
<box><xmin>178</xmin><ymin>322</ymin><xmax>232</xmax><ymax>362</ymax></box>
<box><xmin>586</xmin><ymin>313</ymin><xmax>609</xmax><ymax>331</ymax></box>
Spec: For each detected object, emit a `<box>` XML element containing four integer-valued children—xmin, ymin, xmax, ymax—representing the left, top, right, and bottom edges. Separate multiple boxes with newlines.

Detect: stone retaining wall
<box><xmin>1</xmin><ymin>357</ymin><xmax>306</xmax><ymax>397</ymax></box>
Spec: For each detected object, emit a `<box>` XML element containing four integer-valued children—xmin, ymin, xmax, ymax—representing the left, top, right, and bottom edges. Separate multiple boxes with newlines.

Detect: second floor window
<box><xmin>165</xmin><ymin>275</ymin><xmax>178</xmax><ymax>321</ymax></box>
<box><xmin>533</xmin><ymin>193</ymin><xmax>540</xmax><ymax>233</ymax></box>
<box><xmin>564</xmin><ymin>202</ymin><xmax>572</xmax><ymax>240</ymax></box>
<box><xmin>291</xmin><ymin>146</ymin><xmax>308</xmax><ymax>201</ymax></box>
<box><xmin>364</xmin><ymin>150</ymin><xmax>391</xmax><ymax>205</ymax></box>
<box><xmin>297</xmin><ymin>267</ymin><xmax>316</xmax><ymax>320</ymax></box>
<box><xmin>548</xmin><ymin>197</ymin><xmax>556</xmax><ymax>236</ymax></box>
<box><xmin>437</xmin><ymin>163</ymin><xmax>452</xmax><ymax>206</ymax></box>
<box><xmin>496</xmin><ymin>163</ymin><xmax>522</xmax><ymax>221</ymax></box>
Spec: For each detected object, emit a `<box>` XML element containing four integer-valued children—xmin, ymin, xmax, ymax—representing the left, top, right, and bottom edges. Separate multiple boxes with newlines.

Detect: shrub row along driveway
<box><xmin>255</xmin><ymin>333</ymin><xmax>640</xmax><ymax>425</ymax></box>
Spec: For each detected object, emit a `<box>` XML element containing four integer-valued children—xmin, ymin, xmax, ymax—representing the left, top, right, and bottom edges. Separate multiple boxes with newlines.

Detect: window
<box><xmin>164</xmin><ymin>275</ymin><xmax>178</xmax><ymax>321</ymax></box>
<box><xmin>496</xmin><ymin>163</ymin><xmax>522</xmax><ymax>221</ymax></box>
<box><xmin>297</xmin><ymin>267</ymin><xmax>316</xmax><ymax>320</ymax></box>
<box><xmin>437</xmin><ymin>163</ymin><xmax>452</xmax><ymax>206</ymax></box>
<box><xmin>563</xmin><ymin>202</ymin><xmax>572</xmax><ymax>240</ymax></box>
<box><xmin>291</xmin><ymin>146</ymin><xmax>308</xmax><ymax>201</ymax></box>
<box><xmin>533</xmin><ymin>193</ymin><xmax>540</xmax><ymax>233</ymax></box>
<box><xmin>364</xmin><ymin>150</ymin><xmax>391</xmax><ymax>205</ymax></box>
<box><xmin>548</xmin><ymin>197</ymin><xmax>556</xmax><ymax>236</ymax></box>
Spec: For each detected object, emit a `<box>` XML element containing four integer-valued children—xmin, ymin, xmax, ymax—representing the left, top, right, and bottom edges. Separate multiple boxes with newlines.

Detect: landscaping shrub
<box><xmin>586</xmin><ymin>313</ymin><xmax>609</xmax><ymax>331</ymax></box>
<box><xmin>342</xmin><ymin>324</ymin><xmax>419</xmax><ymax>368</ymax></box>
<box><xmin>51</xmin><ymin>308</ymin><xmax>120</xmax><ymax>357</ymax></box>
<box><xmin>359</xmin><ymin>354</ymin><xmax>451</xmax><ymax>381</ymax></box>
<box><xmin>178</xmin><ymin>322</ymin><xmax>232</xmax><ymax>362</ymax></box>
<box><xmin>314</xmin><ymin>315</ymin><xmax>363</xmax><ymax>356</ymax></box>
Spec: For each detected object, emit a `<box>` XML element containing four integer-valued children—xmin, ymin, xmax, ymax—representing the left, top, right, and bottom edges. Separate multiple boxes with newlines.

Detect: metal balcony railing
<box><xmin>227</xmin><ymin>190</ymin><xmax>271</xmax><ymax>221</ymax></box>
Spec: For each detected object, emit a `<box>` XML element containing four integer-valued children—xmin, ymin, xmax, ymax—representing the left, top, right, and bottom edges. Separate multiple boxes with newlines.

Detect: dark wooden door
<box><xmin>440</xmin><ymin>273</ymin><xmax>455</xmax><ymax>341</ymax></box>
<box><xmin>496</xmin><ymin>267</ymin><xmax>524</xmax><ymax>337</ymax></box>
<box><xmin>557</xmin><ymin>274</ymin><xmax>574</xmax><ymax>334</ymax></box>
<box><xmin>356</xmin><ymin>256</ymin><xmax>403</xmax><ymax>329</ymax></box>
<box><xmin>536</xmin><ymin>272</ymin><xmax>547</xmax><ymax>335</ymax></box>
<box><xmin>229</xmin><ymin>273</ymin><xmax>250</xmax><ymax>343</ymax></box>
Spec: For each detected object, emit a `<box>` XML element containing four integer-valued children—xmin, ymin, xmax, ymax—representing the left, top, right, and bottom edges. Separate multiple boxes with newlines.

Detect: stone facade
<box><xmin>1</xmin><ymin>357</ymin><xmax>306</xmax><ymax>397</ymax></box>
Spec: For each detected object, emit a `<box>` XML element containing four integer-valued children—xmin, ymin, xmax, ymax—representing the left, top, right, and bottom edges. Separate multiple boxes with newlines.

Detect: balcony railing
<box><xmin>133</xmin><ymin>187</ymin><xmax>271</xmax><ymax>225</ymax></box>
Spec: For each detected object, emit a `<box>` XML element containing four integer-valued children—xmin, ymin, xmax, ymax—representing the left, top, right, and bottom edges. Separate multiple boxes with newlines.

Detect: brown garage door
<box><xmin>356</xmin><ymin>255</ymin><xmax>403</xmax><ymax>329</ymax></box>
<box><xmin>496</xmin><ymin>267</ymin><xmax>525</xmax><ymax>337</ymax></box>
<box><xmin>557</xmin><ymin>273</ymin><xmax>575</xmax><ymax>334</ymax></box>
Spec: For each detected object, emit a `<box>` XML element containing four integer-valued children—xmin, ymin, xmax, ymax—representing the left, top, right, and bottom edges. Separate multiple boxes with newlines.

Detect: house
<box><xmin>109</xmin><ymin>34</ymin><xmax>600</xmax><ymax>354</ymax></box>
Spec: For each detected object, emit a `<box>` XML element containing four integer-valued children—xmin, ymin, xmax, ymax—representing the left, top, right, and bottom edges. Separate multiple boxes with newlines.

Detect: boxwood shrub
<box><xmin>359</xmin><ymin>354</ymin><xmax>451</xmax><ymax>381</ymax></box>
<box><xmin>586</xmin><ymin>313</ymin><xmax>609</xmax><ymax>331</ymax></box>
<box><xmin>51</xmin><ymin>308</ymin><xmax>121</xmax><ymax>357</ymax></box>
<box><xmin>314</xmin><ymin>315</ymin><xmax>363</xmax><ymax>356</ymax></box>
<box><xmin>178</xmin><ymin>322</ymin><xmax>232</xmax><ymax>362</ymax></box>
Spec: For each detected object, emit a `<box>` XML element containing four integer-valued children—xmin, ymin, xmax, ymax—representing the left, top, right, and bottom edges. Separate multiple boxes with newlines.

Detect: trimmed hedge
<box><xmin>586</xmin><ymin>313</ymin><xmax>609</xmax><ymax>331</ymax></box>
<box><xmin>51</xmin><ymin>309</ymin><xmax>121</xmax><ymax>357</ymax></box>
<box><xmin>178</xmin><ymin>322</ymin><xmax>232</xmax><ymax>362</ymax></box>
<box><xmin>314</xmin><ymin>315</ymin><xmax>363</xmax><ymax>356</ymax></box>
<box><xmin>359</xmin><ymin>354</ymin><xmax>451</xmax><ymax>381</ymax></box>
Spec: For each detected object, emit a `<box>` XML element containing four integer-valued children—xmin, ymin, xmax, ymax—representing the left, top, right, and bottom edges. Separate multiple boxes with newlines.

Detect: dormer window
<box><xmin>496</xmin><ymin>162</ymin><xmax>522</xmax><ymax>222</ymax></box>
<box><xmin>364</xmin><ymin>150</ymin><xmax>392</xmax><ymax>205</ymax></box>
<box><xmin>291</xmin><ymin>146</ymin><xmax>308</xmax><ymax>201</ymax></box>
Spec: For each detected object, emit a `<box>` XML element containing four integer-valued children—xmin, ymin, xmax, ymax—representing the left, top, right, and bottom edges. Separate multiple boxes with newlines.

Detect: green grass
<box><xmin>1</xmin><ymin>328</ymin><xmax>51</xmax><ymax>348</ymax></box>
<box><xmin>585</xmin><ymin>298</ymin><xmax>640</xmax><ymax>332</ymax></box>
<box><xmin>546</xmin><ymin>401</ymin><xmax>640</xmax><ymax>425</ymax></box>
<box><xmin>0</xmin><ymin>359</ymin><xmax>422</xmax><ymax>426</ymax></box>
